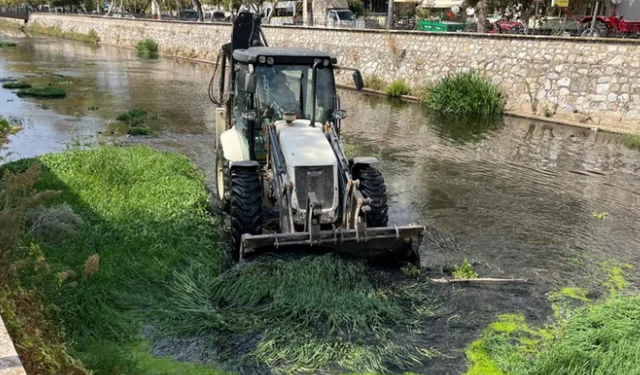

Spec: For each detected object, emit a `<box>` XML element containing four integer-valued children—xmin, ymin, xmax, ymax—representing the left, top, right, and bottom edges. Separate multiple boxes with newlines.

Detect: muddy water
<box><xmin>2</xmin><ymin>30</ymin><xmax>640</xmax><ymax>374</ymax></box>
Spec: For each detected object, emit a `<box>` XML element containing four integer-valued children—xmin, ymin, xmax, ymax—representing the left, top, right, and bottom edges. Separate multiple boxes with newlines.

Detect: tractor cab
<box><xmin>230</xmin><ymin>47</ymin><xmax>362</xmax><ymax>161</ymax></box>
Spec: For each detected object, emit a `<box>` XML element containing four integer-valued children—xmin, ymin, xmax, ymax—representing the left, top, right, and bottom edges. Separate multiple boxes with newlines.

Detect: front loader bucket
<box><xmin>240</xmin><ymin>224</ymin><xmax>424</xmax><ymax>266</ymax></box>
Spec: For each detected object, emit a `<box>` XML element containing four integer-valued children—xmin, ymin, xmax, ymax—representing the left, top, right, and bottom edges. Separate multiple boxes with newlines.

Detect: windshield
<box><xmin>255</xmin><ymin>65</ymin><xmax>336</xmax><ymax>124</ymax></box>
<box><xmin>336</xmin><ymin>11</ymin><xmax>355</xmax><ymax>20</ymax></box>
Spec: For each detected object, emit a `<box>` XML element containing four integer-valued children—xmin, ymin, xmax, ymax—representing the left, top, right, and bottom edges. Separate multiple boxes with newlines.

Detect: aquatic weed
<box><xmin>136</xmin><ymin>38</ymin><xmax>159</xmax><ymax>58</ymax></box>
<box><xmin>16</xmin><ymin>87</ymin><xmax>67</xmax><ymax>98</ymax></box>
<box><xmin>2</xmin><ymin>81</ymin><xmax>31</xmax><ymax>89</ymax></box>
<box><xmin>385</xmin><ymin>79</ymin><xmax>411</xmax><ymax>97</ymax></box>
<box><xmin>424</xmin><ymin>71</ymin><xmax>505</xmax><ymax>116</ymax></box>
<box><xmin>0</xmin><ymin>41</ymin><xmax>17</xmax><ymax>48</ymax></box>
<box><xmin>453</xmin><ymin>258</ymin><xmax>478</xmax><ymax>279</ymax></box>
<box><xmin>622</xmin><ymin>134</ymin><xmax>640</xmax><ymax>151</ymax></box>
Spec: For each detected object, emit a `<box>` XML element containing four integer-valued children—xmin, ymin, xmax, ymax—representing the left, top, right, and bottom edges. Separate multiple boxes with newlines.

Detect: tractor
<box><xmin>212</xmin><ymin>11</ymin><xmax>425</xmax><ymax>265</ymax></box>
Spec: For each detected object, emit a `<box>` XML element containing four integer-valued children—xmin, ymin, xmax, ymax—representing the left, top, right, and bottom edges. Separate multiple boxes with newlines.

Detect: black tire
<box><xmin>580</xmin><ymin>21</ymin><xmax>608</xmax><ymax>38</ymax></box>
<box><xmin>216</xmin><ymin>147</ymin><xmax>230</xmax><ymax>211</ymax></box>
<box><xmin>230</xmin><ymin>167</ymin><xmax>263</xmax><ymax>261</ymax></box>
<box><xmin>353</xmin><ymin>166</ymin><xmax>389</xmax><ymax>227</ymax></box>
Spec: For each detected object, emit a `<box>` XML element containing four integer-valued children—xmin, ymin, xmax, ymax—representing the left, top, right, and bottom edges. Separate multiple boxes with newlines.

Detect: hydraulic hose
<box><xmin>208</xmin><ymin>51</ymin><xmax>230</xmax><ymax>105</ymax></box>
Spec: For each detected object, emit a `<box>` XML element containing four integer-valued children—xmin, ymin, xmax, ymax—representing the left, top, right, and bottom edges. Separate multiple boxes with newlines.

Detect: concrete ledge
<box><xmin>0</xmin><ymin>315</ymin><xmax>26</xmax><ymax>375</ymax></box>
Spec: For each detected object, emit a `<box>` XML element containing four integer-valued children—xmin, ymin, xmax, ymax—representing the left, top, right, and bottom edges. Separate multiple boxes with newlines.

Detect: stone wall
<box><xmin>25</xmin><ymin>14</ymin><xmax>640</xmax><ymax>130</ymax></box>
<box><xmin>0</xmin><ymin>16</ymin><xmax>26</xmax><ymax>27</ymax></box>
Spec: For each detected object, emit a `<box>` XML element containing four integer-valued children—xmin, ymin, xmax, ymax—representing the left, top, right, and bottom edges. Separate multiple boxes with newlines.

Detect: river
<box><xmin>2</xmin><ymin>29</ymin><xmax>640</xmax><ymax>374</ymax></box>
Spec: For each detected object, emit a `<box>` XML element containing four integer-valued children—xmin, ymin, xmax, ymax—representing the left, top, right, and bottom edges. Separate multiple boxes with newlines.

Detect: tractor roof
<box><xmin>233</xmin><ymin>47</ymin><xmax>338</xmax><ymax>65</ymax></box>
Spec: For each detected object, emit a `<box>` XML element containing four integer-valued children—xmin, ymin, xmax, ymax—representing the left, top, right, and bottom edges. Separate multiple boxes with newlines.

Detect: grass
<box><xmin>622</xmin><ymin>134</ymin><xmax>640</xmax><ymax>151</ymax></box>
<box><xmin>424</xmin><ymin>71</ymin><xmax>506</xmax><ymax>116</ymax></box>
<box><xmin>158</xmin><ymin>254</ymin><xmax>439</xmax><ymax>374</ymax></box>
<box><xmin>1</xmin><ymin>145</ymin><xmax>442</xmax><ymax>374</ymax></box>
<box><xmin>463</xmin><ymin>261</ymin><xmax>638</xmax><ymax>375</ymax></box>
<box><xmin>129</xmin><ymin>127</ymin><xmax>151</xmax><ymax>136</ymax></box>
<box><xmin>16</xmin><ymin>87</ymin><xmax>67</xmax><ymax>98</ymax></box>
<box><xmin>1</xmin><ymin>146</ymin><xmax>226</xmax><ymax>375</ymax></box>
<box><xmin>2</xmin><ymin>81</ymin><xmax>32</xmax><ymax>89</ymax></box>
<box><xmin>592</xmin><ymin>211</ymin><xmax>608</xmax><ymax>220</ymax></box>
<box><xmin>24</xmin><ymin>24</ymin><xmax>100</xmax><ymax>44</ymax></box>
<box><xmin>385</xmin><ymin>79</ymin><xmax>411</xmax><ymax>97</ymax></box>
<box><xmin>452</xmin><ymin>258</ymin><xmax>478</xmax><ymax>279</ymax></box>
<box><xmin>0</xmin><ymin>40</ymin><xmax>17</xmax><ymax>47</ymax></box>
<box><xmin>116</xmin><ymin>109</ymin><xmax>152</xmax><ymax>135</ymax></box>
<box><xmin>136</xmin><ymin>38</ymin><xmax>159</xmax><ymax>58</ymax></box>
<box><xmin>364</xmin><ymin>75</ymin><xmax>386</xmax><ymax>91</ymax></box>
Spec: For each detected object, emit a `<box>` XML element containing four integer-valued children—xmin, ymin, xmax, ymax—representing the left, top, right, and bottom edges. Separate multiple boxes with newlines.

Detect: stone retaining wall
<box><xmin>22</xmin><ymin>14</ymin><xmax>640</xmax><ymax>131</ymax></box>
<box><xmin>0</xmin><ymin>16</ymin><xmax>26</xmax><ymax>27</ymax></box>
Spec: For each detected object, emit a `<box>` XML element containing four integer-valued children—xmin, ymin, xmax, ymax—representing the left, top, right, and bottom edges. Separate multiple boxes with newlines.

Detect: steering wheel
<box><xmin>278</xmin><ymin>102</ymin><xmax>300</xmax><ymax>115</ymax></box>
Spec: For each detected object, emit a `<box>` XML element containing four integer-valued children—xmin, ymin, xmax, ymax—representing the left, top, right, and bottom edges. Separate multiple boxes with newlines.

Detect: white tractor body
<box><xmin>275</xmin><ymin>119</ymin><xmax>339</xmax><ymax>225</ymax></box>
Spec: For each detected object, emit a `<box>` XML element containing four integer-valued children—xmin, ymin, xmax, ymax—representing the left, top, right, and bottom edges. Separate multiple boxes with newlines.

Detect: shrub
<box><xmin>622</xmin><ymin>134</ymin><xmax>640</xmax><ymax>151</ymax></box>
<box><xmin>424</xmin><ymin>71</ymin><xmax>505</xmax><ymax>116</ymax></box>
<box><xmin>16</xmin><ymin>87</ymin><xmax>67</xmax><ymax>98</ymax></box>
<box><xmin>2</xmin><ymin>81</ymin><xmax>31</xmax><ymax>89</ymax></box>
<box><xmin>385</xmin><ymin>79</ymin><xmax>411</xmax><ymax>97</ymax></box>
<box><xmin>364</xmin><ymin>75</ymin><xmax>386</xmax><ymax>91</ymax></box>
<box><xmin>0</xmin><ymin>40</ymin><xmax>17</xmax><ymax>47</ymax></box>
<box><xmin>136</xmin><ymin>38</ymin><xmax>159</xmax><ymax>58</ymax></box>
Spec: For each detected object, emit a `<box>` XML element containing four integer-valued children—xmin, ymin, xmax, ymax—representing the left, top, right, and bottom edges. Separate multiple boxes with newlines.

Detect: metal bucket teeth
<box><xmin>240</xmin><ymin>224</ymin><xmax>424</xmax><ymax>265</ymax></box>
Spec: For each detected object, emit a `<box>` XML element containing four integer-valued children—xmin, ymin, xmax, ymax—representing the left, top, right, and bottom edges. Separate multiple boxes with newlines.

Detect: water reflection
<box><xmin>426</xmin><ymin>112</ymin><xmax>505</xmax><ymax>145</ymax></box>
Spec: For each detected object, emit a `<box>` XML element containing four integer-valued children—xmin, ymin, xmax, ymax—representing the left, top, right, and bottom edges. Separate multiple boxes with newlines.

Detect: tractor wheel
<box><xmin>230</xmin><ymin>167</ymin><xmax>263</xmax><ymax>261</ymax></box>
<box><xmin>216</xmin><ymin>147</ymin><xmax>230</xmax><ymax>211</ymax></box>
<box><xmin>581</xmin><ymin>22</ymin><xmax>608</xmax><ymax>38</ymax></box>
<box><xmin>353</xmin><ymin>166</ymin><xmax>389</xmax><ymax>227</ymax></box>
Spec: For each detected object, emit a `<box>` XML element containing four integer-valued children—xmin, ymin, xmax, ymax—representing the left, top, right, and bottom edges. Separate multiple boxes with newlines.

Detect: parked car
<box><xmin>209</xmin><ymin>10</ymin><xmax>229</xmax><ymax>22</ymax></box>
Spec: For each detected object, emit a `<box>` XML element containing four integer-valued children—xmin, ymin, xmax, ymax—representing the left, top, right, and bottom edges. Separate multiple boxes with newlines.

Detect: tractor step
<box><xmin>240</xmin><ymin>224</ymin><xmax>424</xmax><ymax>266</ymax></box>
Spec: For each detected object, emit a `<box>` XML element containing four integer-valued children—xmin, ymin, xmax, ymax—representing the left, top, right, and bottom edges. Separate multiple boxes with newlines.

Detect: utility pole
<box><xmin>387</xmin><ymin>0</ymin><xmax>394</xmax><ymax>29</ymax></box>
<box><xmin>589</xmin><ymin>0</ymin><xmax>599</xmax><ymax>35</ymax></box>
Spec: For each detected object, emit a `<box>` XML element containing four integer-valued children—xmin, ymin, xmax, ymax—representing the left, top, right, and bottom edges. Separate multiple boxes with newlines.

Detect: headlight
<box><xmin>323</xmin><ymin>59</ymin><xmax>329</xmax><ymax>67</ymax></box>
<box><xmin>267</xmin><ymin>57</ymin><xmax>274</xmax><ymax>65</ymax></box>
<box><xmin>258</xmin><ymin>55</ymin><xmax>266</xmax><ymax>64</ymax></box>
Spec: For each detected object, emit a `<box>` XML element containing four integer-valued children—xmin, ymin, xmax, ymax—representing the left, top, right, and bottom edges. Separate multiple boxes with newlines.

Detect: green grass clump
<box><xmin>452</xmin><ymin>258</ymin><xmax>478</xmax><ymax>279</ymax></box>
<box><xmin>622</xmin><ymin>134</ymin><xmax>640</xmax><ymax>151</ymax></box>
<box><xmin>16</xmin><ymin>87</ymin><xmax>67</xmax><ymax>98</ymax></box>
<box><xmin>424</xmin><ymin>71</ymin><xmax>505</xmax><ymax>116</ymax></box>
<box><xmin>159</xmin><ymin>254</ymin><xmax>438</xmax><ymax>374</ymax></box>
<box><xmin>2</xmin><ymin>81</ymin><xmax>32</xmax><ymax>89</ymax></box>
<box><xmin>2</xmin><ymin>146</ymin><xmax>226</xmax><ymax>374</ymax></box>
<box><xmin>128</xmin><ymin>127</ymin><xmax>151</xmax><ymax>136</ymax></box>
<box><xmin>117</xmin><ymin>109</ymin><xmax>151</xmax><ymax>134</ymax></box>
<box><xmin>464</xmin><ymin>261</ymin><xmax>640</xmax><ymax>375</ymax></box>
<box><xmin>0</xmin><ymin>40</ymin><xmax>17</xmax><ymax>47</ymax></box>
<box><xmin>385</xmin><ymin>79</ymin><xmax>411</xmax><ymax>97</ymax></box>
<box><xmin>364</xmin><ymin>75</ymin><xmax>386</xmax><ymax>91</ymax></box>
<box><xmin>136</xmin><ymin>38</ymin><xmax>159</xmax><ymax>58</ymax></box>
<box><xmin>592</xmin><ymin>211</ymin><xmax>608</xmax><ymax>220</ymax></box>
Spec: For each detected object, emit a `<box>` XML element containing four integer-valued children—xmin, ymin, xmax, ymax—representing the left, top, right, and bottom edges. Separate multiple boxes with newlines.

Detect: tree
<box><xmin>192</xmin><ymin>0</ymin><xmax>203</xmax><ymax>20</ymax></box>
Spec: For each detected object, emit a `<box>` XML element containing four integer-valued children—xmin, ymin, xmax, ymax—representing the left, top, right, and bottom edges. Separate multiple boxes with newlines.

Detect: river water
<box><xmin>2</xmin><ymin>30</ymin><xmax>640</xmax><ymax>374</ymax></box>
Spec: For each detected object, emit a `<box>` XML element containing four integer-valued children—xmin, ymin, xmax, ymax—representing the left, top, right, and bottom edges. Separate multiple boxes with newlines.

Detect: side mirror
<box><xmin>244</xmin><ymin>72</ymin><xmax>257</xmax><ymax>93</ymax></box>
<box><xmin>352</xmin><ymin>70</ymin><xmax>364</xmax><ymax>91</ymax></box>
<box><xmin>333</xmin><ymin>109</ymin><xmax>347</xmax><ymax>120</ymax></box>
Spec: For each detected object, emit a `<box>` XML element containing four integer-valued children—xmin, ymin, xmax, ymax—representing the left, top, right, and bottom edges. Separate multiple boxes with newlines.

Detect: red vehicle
<box><xmin>576</xmin><ymin>15</ymin><xmax>640</xmax><ymax>37</ymax></box>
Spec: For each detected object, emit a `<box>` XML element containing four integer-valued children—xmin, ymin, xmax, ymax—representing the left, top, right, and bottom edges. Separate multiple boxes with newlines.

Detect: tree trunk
<box><xmin>193</xmin><ymin>0</ymin><xmax>204</xmax><ymax>21</ymax></box>
<box><xmin>476</xmin><ymin>0</ymin><xmax>487</xmax><ymax>33</ymax></box>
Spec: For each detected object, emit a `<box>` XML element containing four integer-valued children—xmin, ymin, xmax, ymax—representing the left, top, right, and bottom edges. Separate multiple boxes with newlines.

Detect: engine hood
<box><xmin>275</xmin><ymin>120</ymin><xmax>337</xmax><ymax>168</ymax></box>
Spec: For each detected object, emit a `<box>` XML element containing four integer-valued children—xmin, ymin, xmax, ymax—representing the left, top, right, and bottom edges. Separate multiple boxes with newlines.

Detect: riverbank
<box><xmin>10</xmin><ymin>13</ymin><xmax>640</xmax><ymax>134</ymax></box>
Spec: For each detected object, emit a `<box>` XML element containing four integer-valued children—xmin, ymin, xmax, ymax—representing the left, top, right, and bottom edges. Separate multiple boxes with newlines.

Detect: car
<box><xmin>210</xmin><ymin>10</ymin><xmax>229</xmax><ymax>22</ymax></box>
